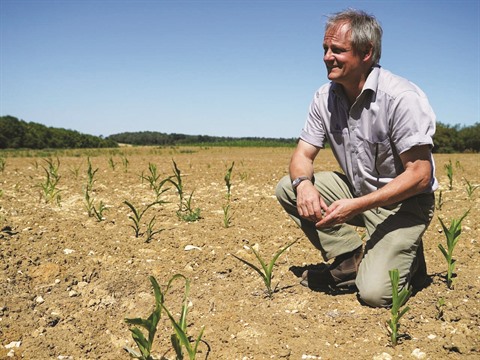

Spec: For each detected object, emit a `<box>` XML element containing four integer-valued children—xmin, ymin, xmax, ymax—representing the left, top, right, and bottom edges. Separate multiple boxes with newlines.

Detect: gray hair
<box><xmin>325</xmin><ymin>9</ymin><xmax>383</xmax><ymax>65</ymax></box>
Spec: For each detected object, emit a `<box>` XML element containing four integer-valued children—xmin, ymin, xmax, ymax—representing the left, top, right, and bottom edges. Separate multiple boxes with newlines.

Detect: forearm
<box><xmin>288</xmin><ymin>141</ymin><xmax>320</xmax><ymax>181</ymax></box>
<box><xmin>354</xmin><ymin>163</ymin><xmax>432</xmax><ymax>213</ymax></box>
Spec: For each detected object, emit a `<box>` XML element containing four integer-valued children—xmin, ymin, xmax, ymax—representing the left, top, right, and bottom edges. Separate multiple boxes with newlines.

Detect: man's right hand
<box><xmin>296</xmin><ymin>181</ymin><xmax>328</xmax><ymax>223</ymax></box>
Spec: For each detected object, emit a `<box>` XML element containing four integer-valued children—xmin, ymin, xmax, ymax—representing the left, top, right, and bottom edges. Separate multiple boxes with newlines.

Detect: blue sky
<box><xmin>1</xmin><ymin>0</ymin><xmax>479</xmax><ymax>138</ymax></box>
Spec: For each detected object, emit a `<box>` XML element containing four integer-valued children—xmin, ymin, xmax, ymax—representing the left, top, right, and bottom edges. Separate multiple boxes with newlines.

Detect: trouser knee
<box><xmin>275</xmin><ymin>175</ymin><xmax>293</xmax><ymax>206</ymax></box>
<box><xmin>356</xmin><ymin>280</ymin><xmax>392</xmax><ymax>308</ymax></box>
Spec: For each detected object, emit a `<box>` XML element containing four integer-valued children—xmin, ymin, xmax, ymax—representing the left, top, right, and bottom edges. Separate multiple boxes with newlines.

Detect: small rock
<box><xmin>35</xmin><ymin>296</ymin><xmax>45</xmax><ymax>304</ymax></box>
<box><xmin>411</xmin><ymin>348</ymin><xmax>426</xmax><ymax>359</ymax></box>
<box><xmin>5</xmin><ymin>341</ymin><xmax>21</xmax><ymax>349</ymax></box>
<box><xmin>63</xmin><ymin>249</ymin><xmax>75</xmax><ymax>254</ymax></box>
<box><xmin>184</xmin><ymin>245</ymin><xmax>202</xmax><ymax>251</ymax></box>
<box><xmin>373</xmin><ymin>353</ymin><xmax>392</xmax><ymax>360</ymax></box>
<box><xmin>68</xmin><ymin>290</ymin><xmax>78</xmax><ymax>297</ymax></box>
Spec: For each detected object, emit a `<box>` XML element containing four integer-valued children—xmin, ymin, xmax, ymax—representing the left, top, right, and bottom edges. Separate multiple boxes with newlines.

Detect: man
<box><xmin>276</xmin><ymin>9</ymin><xmax>437</xmax><ymax>307</ymax></box>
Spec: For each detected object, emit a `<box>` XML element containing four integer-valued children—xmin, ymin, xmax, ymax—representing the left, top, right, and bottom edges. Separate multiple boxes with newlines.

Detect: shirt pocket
<box><xmin>358</xmin><ymin>137</ymin><xmax>396</xmax><ymax>177</ymax></box>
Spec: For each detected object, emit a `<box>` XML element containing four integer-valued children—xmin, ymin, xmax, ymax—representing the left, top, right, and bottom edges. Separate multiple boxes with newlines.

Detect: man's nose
<box><xmin>323</xmin><ymin>48</ymin><xmax>334</xmax><ymax>62</ymax></box>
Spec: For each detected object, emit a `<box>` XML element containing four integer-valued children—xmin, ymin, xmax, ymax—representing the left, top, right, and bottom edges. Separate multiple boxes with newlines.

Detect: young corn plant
<box><xmin>122</xmin><ymin>156</ymin><xmax>130</xmax><ymax>173</ymax></box>
<box><xmin>435</xmin><ymin>297</ymin><xmax>446</xmax><ymax>320</ymax></box>
<box><xmin>464</xmin><ymin>178</ymin><xmax>479</xmax><ymax>199</ymax></box>
<box><xmin>444</xmin><ymin>160</ymin><xmax>454</xmax><ymax>190</ymax></box>
<box><xmin>108</xmin><ymin>156</ymin><xmax>116</xmax><ymax>171</ymax></box>
<box><xmin>124</xmin><ymin>200</ymin><xmax>163</xmax><ymax>238</ymax></box>
<box><xmin>438</xmin><ymin>209</ymin><xmax>470</xmax><ymax>289</ymax></box>
<box><xmin>169</xmin><ymin>160</ymin><xmax>201</xmax><ymax>222</ymax></box>
<box><xmin>163</xmin><ymin>274</ymin><xmax>207</xmax><ymax>360</ymax></box>
<box><xmin>224</xmin><ymin>161</ymin><xmax>234</xmax><ymax>200</ymax></box>
<box><xmin>92</xmin><ymin>201</ymin><xmax>108</xmax><ymax>222</ymax></box>
<box><xmin>84</xmin><ymin>186</ymin><xmax>95</xmax><ymax>217</ymax></box>
<box><xmin>387</xmin><ymin>269</ymin><xmax>412</xmax><ymax>347</ymax></box>
<box><xmin>86</xmin><ymin>157</ymin><xmax>98</xmax><ymax>192</ymax></box>
<box><xmin>222</xmin><ymin>204</ymin><xmax>234</xmax><ymax>228</ymax></box>
<box><xmin>232</xmin><ymin>239</ymin><xmax>298</xmax><ymax>298</ymax></box>
<box><xmin>144</xmin><ymin>216</ymin><xmax>164</xmax><ymax>243</ymax></box>
<box><xmin>141</xmin><ymin>163</ymin><xmax>171</xmax><ymax>201</ymax></box>
<box><xmin>39</xmin><ymin>157</ymin><xmax>62</xmax><ymax>204</ymax></box>
<box><xmin>124</xmin><ymin>276</ymin><xmax>164</xmax><ymax>360</ymax></box>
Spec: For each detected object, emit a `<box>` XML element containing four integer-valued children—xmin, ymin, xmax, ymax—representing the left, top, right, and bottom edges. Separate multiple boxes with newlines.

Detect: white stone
<box><xmin>5</xmin><ymin>341</ymin><xmax>21</xmax><ymax>349</ymax></box>
<box><xmin>373</xmin><ymin>353</ymin><xmax>392</xmax><ymax>360</ymax></box>
<box><xmin>411</xmin><ymin>348</ymin><xmax>426</xmax><ymax>359</ymax></box>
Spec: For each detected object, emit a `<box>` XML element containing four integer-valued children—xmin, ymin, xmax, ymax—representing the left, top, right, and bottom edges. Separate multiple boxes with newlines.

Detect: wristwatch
<box><xmin>292</xmin><ymin>176</ymin><xmax>310</xmax><ymax>191</ymax></box>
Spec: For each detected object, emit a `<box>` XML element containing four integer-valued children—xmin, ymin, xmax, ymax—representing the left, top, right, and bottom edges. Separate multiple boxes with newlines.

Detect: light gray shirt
<box><xmin>300</xmin><ymin>66</ymin><xmax>438</xmax><ymax>196</ymax></box>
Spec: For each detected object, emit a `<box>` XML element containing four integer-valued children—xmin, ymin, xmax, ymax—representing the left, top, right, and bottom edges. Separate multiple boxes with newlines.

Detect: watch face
<box><xmin>293</xmin><ymin>176</ymin><xmax>308</xmax><ymax>189</ymax></box>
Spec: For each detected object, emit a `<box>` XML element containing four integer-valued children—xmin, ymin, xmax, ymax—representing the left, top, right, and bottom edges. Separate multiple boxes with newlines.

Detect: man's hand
<box><xmin>315</xmin><ymin>198</ymin><xmax>361</xmax><ymax>228</ymax></box>
<box><xmin>296</xmin><ymin>181</ymin><xmax>329</xmax><ymax>223</ymax></box>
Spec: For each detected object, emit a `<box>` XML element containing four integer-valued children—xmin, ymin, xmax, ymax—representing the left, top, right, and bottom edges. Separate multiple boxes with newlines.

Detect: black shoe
<box><xmin>300</xmin><ymin>246</ymin><xmax>363</xmax><ymax>289</ymax></box>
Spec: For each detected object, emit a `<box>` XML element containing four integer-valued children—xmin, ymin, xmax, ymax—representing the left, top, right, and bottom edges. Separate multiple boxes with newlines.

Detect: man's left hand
<box><xmin>315</xmin><ymin>198</ymin><xmax>360</xmax><ymax>228</ymax></box>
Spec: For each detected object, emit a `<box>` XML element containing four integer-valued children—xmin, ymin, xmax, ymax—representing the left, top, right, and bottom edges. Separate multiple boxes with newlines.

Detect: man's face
<box><xmin>323</xmin><ymin>22</ymin><xmax>364</xmax><ymax>86</ymax></box>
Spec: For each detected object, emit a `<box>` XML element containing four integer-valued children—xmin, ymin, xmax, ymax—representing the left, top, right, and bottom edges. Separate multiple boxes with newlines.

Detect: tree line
<box><xmin>106</xmin><ymin>131</ymin><xmax>296</xmax><ymax>147</ymax></box>
<box><xmin>0</xmin><ymin>116</ymin><xmax>118</xmax><ymax>149</ymax></box>
<box><xmin>1</xmin><ymin>115</ymin><xmax>478</xmax><ymax>152</ymax></box>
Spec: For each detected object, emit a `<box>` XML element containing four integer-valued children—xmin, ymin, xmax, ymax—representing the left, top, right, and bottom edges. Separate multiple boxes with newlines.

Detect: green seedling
<box><xmin>232</xmin><ymin>239</ymin><xmax>298</xmax><ymax>298</ymax></box>
<box><xmin>39</xmin><ymin>157</ymin><xmax>61</xmax><ymax>204</ymax></box>
<box><xmin>144</xmin><ymin>216</ymin><xmax>164</xmax><ymax>243</ymax></box>
<box><xmin>224</xmin><ymin>161</ymin><xmax>234</xmax><ymax>199</ymax></box>
<box><xmin>124</xmin><ymin>200</ymin><xmax>163</xmax><ymax>238</ymax></box>
<box><xmin>122</xmin><ymin>156</ymin><xmax>130</xmax><ymax>173</ymax></box>
<box><xmin>141</xmin><ymin>163</ymin><xmax>171</xmax><ymax>201</ymax></box>
<box><xmin>435</xmin><ymin>297</ymin><xmax>446</xmax><ymax>320</ymax></box>
<box><xmin>438</xmin><ymin>209</ymin><xmax>470</xmax><ymax>289</ymax></box>
<box><xmin>108</xmin><ymin>156</ymin><xmax>116</xmax><ymax>171</ymax></box>
<box><xmin>387</xmin><ymin>269</ymin><xmax>412</xmax><ymax>347</ymax></box>
<box><xmin>464</xmin><ymin>178</ymin><xmax>479</xmax><ymax>199</ymax></box>
<box><xmin>163</xmin><ymin>274</ymin><xmax>207</xmax><ymax>360</ymax></box>
<box><xmin>444</xmin><ymin>160</ymin><xmax>454</xmax><ymax>190</ymax></box>
<box><xmin>455</xmin><ymin>160</ymin><xmax>463</xmax><ymax>171</ymax></box>
<box><xmin>222</xmin><ymin>204</ymin><xmax>234</xmax><ymax>228</ymax></box>
<box><xmin>69</xmin><ymin>164</ymin><xmax>81</xmax><ymax>179</ymax></box>
<box><xmin>124</xmin><ymin>276</ymin><xmax>164</xmax><ymax>360</ymax></box>
<box><xmin>169</xmin><ymin>160</ymin><xmax>201</xmax><ymax>222</ymax></box>
<box><xmin>86</xmin><ymin>157</ymin><xmax>98</xmax><ymax>192</ymax></box>
<box><xmin>92</xmin><ymin>201</ymin><xmax>108</xmax><ymax>222</ymax></box>
<box><xmin>179</xmin><ymin>191</ymin><xmax>201</xmax><ymax>222</ymax></box>
<box><xmin>84</xmin><ymin>186</ymin><xmax>95</xmax><ymax>217</ymax></box>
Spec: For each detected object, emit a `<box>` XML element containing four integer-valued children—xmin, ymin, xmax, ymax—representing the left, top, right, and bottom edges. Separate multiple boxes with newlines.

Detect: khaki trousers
<box><xmin>275</xmin><ymin>171</ymin><xmax>435</xmax><ymax>307</ymax></box>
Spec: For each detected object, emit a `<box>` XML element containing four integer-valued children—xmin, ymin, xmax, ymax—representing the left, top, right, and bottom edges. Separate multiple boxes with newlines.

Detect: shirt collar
<box><xmin>362</xmin><ymin>65</ymin><xmax>381</xmax><ymax>93</ymax></box>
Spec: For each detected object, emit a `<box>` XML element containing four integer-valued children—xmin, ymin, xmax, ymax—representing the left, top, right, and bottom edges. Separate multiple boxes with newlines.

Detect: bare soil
<box><xmin>1</xmin><ymin>147</ymin><xmax>479</xmax><ymax>359</ymax></box>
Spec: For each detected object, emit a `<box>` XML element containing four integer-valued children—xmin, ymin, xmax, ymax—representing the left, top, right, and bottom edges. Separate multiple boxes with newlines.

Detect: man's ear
<box><xmin>363</xmin><ymin>43</ymin><xmax>373</xmax><ymax>61</ymax></box>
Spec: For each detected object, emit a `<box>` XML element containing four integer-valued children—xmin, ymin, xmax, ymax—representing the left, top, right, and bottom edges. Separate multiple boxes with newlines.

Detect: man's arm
<box><xmin>289</xmin><ymin>140</ymin><xmax>328</xmax><ymax>222</ymax></box>
<box><xmin>316</xmin><ymin>144</ymin><xmax>433</xmax><ymax>228</ymax></box>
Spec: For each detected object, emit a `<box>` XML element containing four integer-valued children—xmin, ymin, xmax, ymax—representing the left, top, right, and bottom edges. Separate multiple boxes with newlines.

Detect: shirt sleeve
<box><xmin>389</xmin><ymin>87</ymin><xmax>436</xmax><ymax>155</ymax></box>
<box><xmin>299</xmin><ymin>92</ymin><xmax>327</xmax><ymax>148</ymax></box>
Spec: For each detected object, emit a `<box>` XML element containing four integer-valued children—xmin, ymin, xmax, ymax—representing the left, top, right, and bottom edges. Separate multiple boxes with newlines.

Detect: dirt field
<box><xmin>1</xmin><ymin>147</ymin><xmax>479</xmax><ymax>359</ymax></box>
